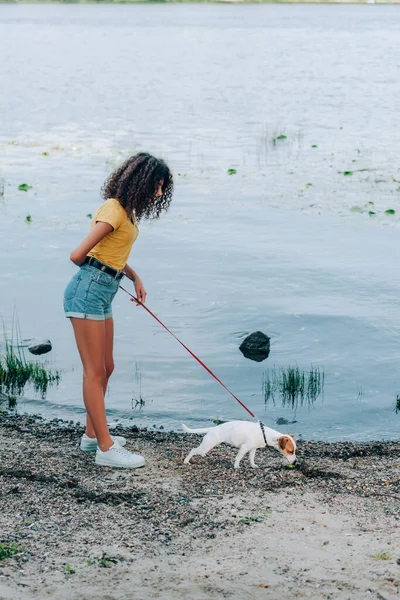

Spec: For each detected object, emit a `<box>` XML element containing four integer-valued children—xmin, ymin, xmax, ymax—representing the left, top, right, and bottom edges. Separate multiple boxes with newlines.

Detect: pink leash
<box><xmin>119</xmin><ymin>285</ymin><xmax>256</xmax><ymax>419</ymax></box>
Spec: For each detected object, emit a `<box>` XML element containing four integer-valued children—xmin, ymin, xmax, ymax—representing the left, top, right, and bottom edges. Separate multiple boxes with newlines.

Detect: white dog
<box><xmin>182</xmin><ymin>421</ymin><xmax>296</xmax><ymax>469</ymax></box>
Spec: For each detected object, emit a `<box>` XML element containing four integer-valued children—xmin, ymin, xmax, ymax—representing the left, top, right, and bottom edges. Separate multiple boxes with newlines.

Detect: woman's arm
<box><xmin>124</xmin><ymin>263</ymin><xmax>147</xmax><ymax>304</ymax></box>
<box><xmin>70</xmin><ymin>221</ymin><xmax>113</xmax><ymax>266</ymax></box>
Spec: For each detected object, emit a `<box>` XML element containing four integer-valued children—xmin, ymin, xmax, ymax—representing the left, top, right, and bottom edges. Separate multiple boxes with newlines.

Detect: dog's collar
<box><xmin>259</xmin><ymin>421</ymin><xmax>273</xmax><ymax>449</ymax></box>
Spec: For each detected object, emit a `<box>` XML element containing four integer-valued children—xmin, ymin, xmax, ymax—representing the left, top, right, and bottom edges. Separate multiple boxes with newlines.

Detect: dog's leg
<box><xmin>249</xmin><ymin>448</ymin><xmax>258</xmax><ymax>469</ymax></box>
<box><xmin>183</xmin><ymin>435</ymin><xmax>218</xmax><ymax>465</ymax></box>
<box><xmin>234</xmin><ymin>443</ymin><xmax>251</xmax><ymax>469</ymax></box>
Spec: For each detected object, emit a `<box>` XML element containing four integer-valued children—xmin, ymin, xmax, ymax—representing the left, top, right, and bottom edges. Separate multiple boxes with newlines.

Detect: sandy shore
<box><xmin>0</xmin><ymin>413</ymin><xmax>399</xmax><ymax>600</ymax></box>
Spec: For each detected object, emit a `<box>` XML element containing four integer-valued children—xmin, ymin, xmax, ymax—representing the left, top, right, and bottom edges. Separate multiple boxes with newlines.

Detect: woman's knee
<box><xmin>105</xmin><ymin>361</ymin><xmax>114</xmax><ymax>380</ymax></box>
<box><xmin>83</xmin><ymin>368</ymin><xmax>107</xmax><ymax>386</ymax></box>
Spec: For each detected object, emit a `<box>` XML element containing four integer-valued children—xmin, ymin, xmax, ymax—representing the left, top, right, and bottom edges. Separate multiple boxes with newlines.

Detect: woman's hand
<box><xmin>133</xmin><ymin>276</ymin><xmax>147</xmax><ymax>305</ymax></box>
<box><xmin>124</xmin><ymin>263</ymin><xmax>147</xmax><ymax>305</ymax></box>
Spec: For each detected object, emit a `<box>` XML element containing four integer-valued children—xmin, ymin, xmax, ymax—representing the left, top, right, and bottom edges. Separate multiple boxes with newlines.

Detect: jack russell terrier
<box><xmin>182</xmin><ymin>420</ymin><xmax>296</xmax><ymax>469</ymax></box>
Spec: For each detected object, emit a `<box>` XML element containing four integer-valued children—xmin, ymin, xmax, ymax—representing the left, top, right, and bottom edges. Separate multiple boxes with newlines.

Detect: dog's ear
<box><xmin>278</xmin><ymin>436</ymin><xmax>287</xmax><ymax>450</ymax></box>
<box><xmin>279</xmin><ymin>435</ymin><xmax>296</xmax><ymax>454</ymax></box>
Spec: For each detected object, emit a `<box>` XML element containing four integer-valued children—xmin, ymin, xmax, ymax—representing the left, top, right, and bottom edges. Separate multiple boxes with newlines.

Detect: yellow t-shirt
<box><xmin>88</xmin><ymin>198</ymin><xmax>139</xmax><ymax>271</ymax></box>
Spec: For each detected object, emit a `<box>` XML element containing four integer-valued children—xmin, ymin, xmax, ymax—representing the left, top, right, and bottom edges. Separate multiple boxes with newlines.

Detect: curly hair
<box><xmin>102</xmin><ymin>152</ymin><xmax>173</xmax><ymax>222</ymax></box>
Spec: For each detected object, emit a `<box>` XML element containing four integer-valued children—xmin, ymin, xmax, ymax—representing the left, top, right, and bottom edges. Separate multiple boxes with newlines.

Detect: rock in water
<box><xmin>239</xmin><ymin>331</ymin><xmax>270</xmax><ymax>362</ymax></box>
<box><xmin>28</xmin><ymin>340</ymin><xmax>52</xmax><ymax>355</ymax></box>
<box><xmin>276</xmin><ymin>417</ymin><xmax>297</xmax><ymax>426</ymax></box>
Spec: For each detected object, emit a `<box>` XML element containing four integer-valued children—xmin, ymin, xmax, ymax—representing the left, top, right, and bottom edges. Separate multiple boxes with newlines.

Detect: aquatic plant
<box><xmin>0</xmin><ymin>324</ymin><xmax>60</xmax><ymax>405</ymax></box>
<box><xmin>25</xmin><ymin>215</ymin><xmax>31</xmax><ymax>223</ymax></box>
<box><xmin>385</xmin><ymin>209</ymin><xmax>395</xmax><ymax>215</ymax></box>
<box><xmin>18</xmin><ymin>183</ymin><xmax>32</xmax><ymax>192</ymax></box>
<box><xmin>227</xmin><ymin>168</ymin><xmax>237</xmax><ymax>175</ymax></box>
<box><xmin>343</xmin><ymin>171</ymin><xmax>353</xmax><ymax>176</ymax></box>
<box><xmin>263</xmin><ymin>365</ymin><xmax>324</xmax><ymax>409</ymax></box>
<box><xmin>131</xmin><ymin>361</ymin><xmax>145</xmax><ymax>409</ymax></box>
<box><xmin>272</xmin><ymin>134</ymin><xmax>287</xmax><ymax>145</ymax></box>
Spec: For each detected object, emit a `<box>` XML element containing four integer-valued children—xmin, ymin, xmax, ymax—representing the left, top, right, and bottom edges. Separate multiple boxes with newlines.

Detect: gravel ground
<box><xmin>0</xmin><ymin>412</ymin><xmax>399</xmax><ymax>600</ymax></box>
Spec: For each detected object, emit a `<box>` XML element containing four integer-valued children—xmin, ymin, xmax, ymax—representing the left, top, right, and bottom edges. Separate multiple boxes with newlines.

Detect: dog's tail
<box><xmin>182</xmin><ymin>423</ymin><xmax>214</xmax><ymax>434</ymax></box>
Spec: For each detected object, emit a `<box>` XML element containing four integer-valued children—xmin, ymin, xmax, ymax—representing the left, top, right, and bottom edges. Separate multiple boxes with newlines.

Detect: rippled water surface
<box><xmin>1</xmin><ymin>4</ymin><xmax>400</xmax><ymax>440</ymax></box>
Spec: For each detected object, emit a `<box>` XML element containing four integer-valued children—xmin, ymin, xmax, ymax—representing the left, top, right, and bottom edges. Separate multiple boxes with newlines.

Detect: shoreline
<box><xmin>2</xmin><ymin>1</ymin><xmax>400</xmax><ymax>5</ymax></box>
<box><xmin>0</xmin><ymin>412</ymin><xmax>399</xmax><ymax>599</ymax></box>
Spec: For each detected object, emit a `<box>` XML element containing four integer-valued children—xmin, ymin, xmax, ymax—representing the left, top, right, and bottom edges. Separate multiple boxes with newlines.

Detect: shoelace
<box><xmin>110</xmin><ymin>445</ymin><xmax>141</xmax><ymax>460</ymax></box>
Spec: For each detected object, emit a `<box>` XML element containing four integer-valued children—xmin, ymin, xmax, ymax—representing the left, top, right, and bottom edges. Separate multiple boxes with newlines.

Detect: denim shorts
<box><xmin>64</xmin><ymin>264</ymin><xmax>121</xmax><ymax>321</ymax></box>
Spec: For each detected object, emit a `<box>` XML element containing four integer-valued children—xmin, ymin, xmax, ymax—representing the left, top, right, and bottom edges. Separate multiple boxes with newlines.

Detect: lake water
<box><xmin>1</xmin><ymin>3</ymin><xmax>400</xmax><ymax>441</ymax></box>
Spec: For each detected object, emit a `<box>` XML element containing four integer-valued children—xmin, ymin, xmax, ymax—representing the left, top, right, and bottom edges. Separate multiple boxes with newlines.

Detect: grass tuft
<box><xmin>263</xmin><ymin>365</ymin><xmax>324</xmax><ymax>409</ymax></box>
<box><xmin>372</xmin><ymin>551</ymin><xmax>392</xmax><ymax>561</ymax></box>
<box><xmin>0</xmin><ymin>322</ymin><xmax>60</xmax><ymax>405</ymax></box>
<box><xmin>0</xmin><ymin>542</ymin><xmax>23</xmax><ymax>560</ymax></box>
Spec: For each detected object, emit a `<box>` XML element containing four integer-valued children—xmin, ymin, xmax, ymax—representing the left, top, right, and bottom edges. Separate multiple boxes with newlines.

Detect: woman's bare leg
<box><xmin>70</xmin><ymin>317</ymin><xmax>114</xmax><ymax>451</ymax></box>
<box><xmin>84</xmin><ymin>318</ymin><xmax>115</xmax><ymax>439</ymax></box>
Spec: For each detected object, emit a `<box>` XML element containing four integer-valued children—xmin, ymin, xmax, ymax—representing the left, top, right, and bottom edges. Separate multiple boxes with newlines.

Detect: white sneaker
<box><xmin>95</xmin><ymin>442</ymin><xmax>145</xmax><ymax>469</ymax></box>
<box><xmin>80</xmin><ymin>433</ymin><xmax>127</xmax><ymax>452</ymax></box>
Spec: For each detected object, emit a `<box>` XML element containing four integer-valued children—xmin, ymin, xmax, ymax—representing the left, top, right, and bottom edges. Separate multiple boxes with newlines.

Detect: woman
<box><xmin>64</xmin><ymin>153</ymin><xmax>173</xmax><ymax>468</ymax></box>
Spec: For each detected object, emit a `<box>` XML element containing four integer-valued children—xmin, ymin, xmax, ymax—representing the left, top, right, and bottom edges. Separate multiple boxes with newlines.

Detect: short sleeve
<box><xmin>94</xmin><ymin>200</ymin><xmax>124</xmax><ymax>230</ymax></box>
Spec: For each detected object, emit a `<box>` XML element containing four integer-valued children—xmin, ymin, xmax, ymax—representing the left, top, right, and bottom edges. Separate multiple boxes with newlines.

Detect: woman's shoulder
<box><xmin>103</xmin><ymin>197</ymin><xmax>124</xmax><ymax>210</ymax></box>
<box><xmin>95</xmin><ymin>198</ymin><xmax>125</xmax><ymax>216</ymax></box>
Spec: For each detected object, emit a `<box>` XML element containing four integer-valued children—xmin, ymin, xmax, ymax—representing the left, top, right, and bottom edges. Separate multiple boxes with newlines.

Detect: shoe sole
<box><xmin>80</xmin><ymin>445</ymin><xmax>97</xmax><ymax>453</ymax></box>
<box><xmin>95</xmin><ymin>457</ymin><xmax>145</xmax><ymax>469</ymax></box>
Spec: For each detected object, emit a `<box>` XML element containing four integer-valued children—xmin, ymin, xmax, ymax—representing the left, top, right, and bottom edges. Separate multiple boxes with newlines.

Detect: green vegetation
<box><xmin>18</xmin><ymin>183</ymin><xmax>32</xmax><ymax>192</ymax></box>
<box><xmin>343</xmin><ymin>171</ymin><xmax>353</xmax><ymax>176</ymax></box>
<box><xmin>0</xmin><ymin>328</ymin><xmax>60</xmax><ymax>406</ymax></box>
<box><xmin>25</xmin><ymin>214</ymin><xmax>32</xmax><ymax>223</ymax></box>
<box><xmin>350</xmin><ymin>203</ymin><xmax>397</xmax><ymax>218</ymax></box>
<box><xmin>227</xmin><ymin>168</ymin><xmax>237</xmax><ymax>175</ymax></box>
<box><xmin>263</xmin><ymin>365</ymin><xmax>324</xmax><ymax>409</ymax></box>
<box><xmin>86</xmin><ymin>213</ymin><xmax>92</xmax><ymax>218</ymax></box>
<box><xmin>97</xmin><ymin>553</ymin><xmax>118</xmax><ymax>568</ymax></box>
<box><xmin>0</xmin><ymin>542</ymin><xmax>23</xmax><ymax>560</ymax></box>
<box><xmin>64</xmin><ymin>564</ymin><xmax>75</xmax><ymax>574</ymax></box>
<box><xmin>132</xmin><ymin>361</ymin><xmax>145</xmax><ymax>409</ymax></box>
<box><xmin>272</xmin><ymin>134</ymin><xmax>287</xmax><ymax>145</ymax></box>
<box><xmin>372</xmin><ymin>551</ymin><xmax>392</xmax><ymax>561</ymax></box>
<box><xmin>238</xmin><ymin>516</ymin><xmax>263</xmax><ymax>524</ymax></box>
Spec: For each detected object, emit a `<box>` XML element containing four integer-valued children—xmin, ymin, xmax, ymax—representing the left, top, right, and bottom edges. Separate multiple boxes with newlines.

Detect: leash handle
<box><xmin>119</xmin><ymin>285</ymin><xmax>256</xmax><ymax>419</ymax></box>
